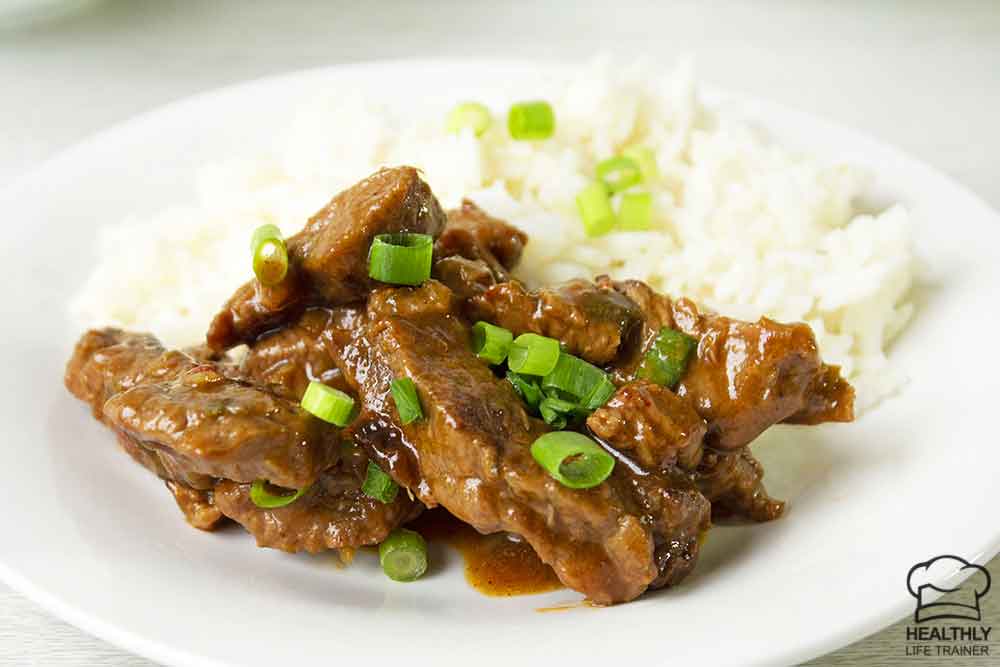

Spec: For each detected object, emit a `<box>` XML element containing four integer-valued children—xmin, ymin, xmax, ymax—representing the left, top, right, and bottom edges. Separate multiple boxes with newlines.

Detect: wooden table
<box><xmin>2</xmin><ymin>1</ymin><xmax>998</xmax><ymax>664</ymax></box>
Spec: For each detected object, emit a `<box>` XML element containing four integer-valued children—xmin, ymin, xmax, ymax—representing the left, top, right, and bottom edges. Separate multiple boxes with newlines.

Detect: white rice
<box><xmin>71</xmin><ymin>58</ymin><xmax>914</xmax><ymax>410</ymax></box>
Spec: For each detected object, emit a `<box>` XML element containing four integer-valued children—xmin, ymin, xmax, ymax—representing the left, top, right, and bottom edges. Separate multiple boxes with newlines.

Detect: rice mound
<box><xmin>71</xmin><ymin>58</ymin><xmax>914</xmax><ymax>410</ymax></box>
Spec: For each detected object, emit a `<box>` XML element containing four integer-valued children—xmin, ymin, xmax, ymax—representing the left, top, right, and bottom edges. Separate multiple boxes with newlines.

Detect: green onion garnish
<box><xmin>542</xmin><ymin>352</ymin><xmax>611</xmax><ymax>405</ymax></box>
<box><xmin>507</xmin><ymin>333</ymin><xmax>561</xmax><ymax>376</ymax></box>
<box><xmin>622</xmin><ymin>145</ymin><xmax>660</xmax><ymax>184</ymax></box>
<box><xmin>575</xmin><ymin>181</ymin><xmax>615</xmax><ymax>237</ymax></box>
<box><xmin>250</xmin><ymin>224</ymin><xmax>289</xmax><ymax>286</ymax></box>
<box><xmin>595</xmin><ymin>156</ymin><xmax>641</xmax><ymax>193</ymax></box>
<box><xmin>530</xmin><ymin>431</ymin><xmax>615</xmax><ymax>490</ymax></box>
<box><xmin>445</xmin><ymin>101</ymin><xmax>492</xmax><ymax>137</ymax></box>
<box><xmin>618</xmin><ymin>192</ymin><xmax>653</xmax><ymax>231</ymax></box>
<box><xmin>390</xmin><ymin>377</ymin><xmax>423</xmax><ymax>425</ymax></box>
<box><xmin>379</xmin><ymin>528</ymin><xmax>428</xmax><ymax>582</ymax></box>
<box><xmin>506</xmin><ymin>371</ymin><xmax>543</xmax><ymax>410</ymax></box>
<box><xmin>636</xmin><ymin>327</ymin><xmax>698</xmax><ymax>388</ymax></box>
<box><xmin>368</xmin><ymin>233</ymin><xmax>434</xmax><ymax>286</ymax></box>
<box><xmin>581</xmin><ymin>374</ymin><xmax>616</xmax><ymax>410</ymax></box>
<box><xmin>471</xmin><ymin>321</ymin><xmax>513</xmax><ymax>365</ymax></box>
<box><xmin>362</xmin><ymin>461</ymin><xmax>399</xmax><ymax>504</ymax></box>
<box><xmin>507</xmin><ymin>101</ymin><xmax>555</xmax><ymax>141</ymax></box>
<box><xmin>250</xmin><ymin>479</ymin><xmax>309</xmax><ymax>509</ymax></box>
<box><xmin>300</xmin><ymin>381</ymin><xmax>355</xmax><ymax>426</ymax></box>
<box><xmin>538</xmin><ymin>395</ymin><xmax>579</xmax><ymax>429</ymax></box>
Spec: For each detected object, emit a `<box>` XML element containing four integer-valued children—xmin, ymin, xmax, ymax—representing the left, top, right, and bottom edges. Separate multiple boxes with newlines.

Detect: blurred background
<box><xmin>2</xmin><ymin>1</ymin><xmax>998</xmax><ymax>664</ymax></box>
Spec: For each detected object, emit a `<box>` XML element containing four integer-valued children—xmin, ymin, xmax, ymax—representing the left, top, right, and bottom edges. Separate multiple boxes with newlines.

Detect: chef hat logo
<box><xmin>907</xmin><ymin>555</ymin><xmax>991</xmax><ymax>623</ymax></box>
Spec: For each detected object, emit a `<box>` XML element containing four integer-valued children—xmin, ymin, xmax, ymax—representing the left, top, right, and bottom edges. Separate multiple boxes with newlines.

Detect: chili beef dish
<box><xmin>65</xmin><ymin>166</ymin><xmax>854</xmax><ymax>604</ymax></box>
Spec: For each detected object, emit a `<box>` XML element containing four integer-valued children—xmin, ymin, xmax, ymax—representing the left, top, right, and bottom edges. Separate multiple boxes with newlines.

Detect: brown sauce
<box><xmin>411</xmin><ymin>509</ymin><xmax>563</xmax><ymax>597</ymax></box>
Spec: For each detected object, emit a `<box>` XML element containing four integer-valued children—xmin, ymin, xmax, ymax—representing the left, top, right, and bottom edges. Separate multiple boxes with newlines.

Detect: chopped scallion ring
<box><xmin>581</xmin><ymin>374</ymin><xmax>616</xmax><ymax>410</ymax></box>
<box><xmin>636</xmin><ymin>327</ymin><xmax>698</xmax><ymax>388</ymax></box>
<box><xmin>471</xmin><ymin>321</ymin><xmax>513</xmax><ymax>364</ymax></box>
<box><xmin>368</xmin><ymin>233</ymin><xmax>434</xmax><ymax>286</ymax></box>
<box><xmin>530</xmin><ymin>432</ymin><xmax>615</xmax><ymax>489</ymax></box>
<box><xmin>618</xmin><ymin>191</ymin><xmax>653</xmax><ymax>231</ymax></box>
<box><xmin>250</xmin><ymin>224</ymin><xmax>288</xmax><ymax>286</ymax></box>
<box><xmin>446</xmin><ymin>101</ymin><xmax>492</xmax><ymax>137</ymax></box>
<box><xmin>390</xmin><ymin>377</ymin><xmax>423</xmax><ymax>425</ymax></box>
<box><xmin>379</xmin><ymin>528</ymin><xmax>428</xmax><ymax>582</ymax></box>
<box><xmin>595</xmin><ymin>156</ymin><xmax>641</xmax><ymax>193</ymax></box>
<box><xmin>538</xmin><ymin>395</ymin><xmax>579</xmax><ymax>429</ymax></box>
<box><xmin>542</xmin><ymin>352</ymin><xmax>612</xmax><ymax>406</ymax></box>
<box><xmin>301</xmin><ymin>381</ymin><xmax>355</xmax><ymax>426</ymax></box>
<box><xmin>362</xmin><ymin>461</ymin><xmax>400</xmax><ymax>504</ymax></box>
<box><xmin>507</xmin><ymin>101</ymin><xmax>555</xmax><ymax>141</ymax></box>
<box><xmin>622</xmin><ymin>145</ymin><xmax>660</xmax><ymax>184</ymax></box>
<box><xmin>250</xmin><ymin>479</ymin><xmax>309</xmax><ymax>509</ymax></box>
<box><xmin>575</xmin><ymin>181</ymin><xmax>615</xmax><ymax>237</ymax></box>
<box><xmin>507</xmin><ymin>333</ymin><xmax>561</xmax><ymax>376</ymax></box>
<box><xmin>507</xmin><ymin>371</ymin><xmax>543</xmax><ymax>411</ymax></box>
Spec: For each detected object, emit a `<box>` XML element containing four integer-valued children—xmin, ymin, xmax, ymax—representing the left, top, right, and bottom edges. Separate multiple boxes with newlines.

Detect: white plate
<box><xmin>1</xmin><ymin>60</ymin><xmax>998</xmax><ymax>667</ymax></box>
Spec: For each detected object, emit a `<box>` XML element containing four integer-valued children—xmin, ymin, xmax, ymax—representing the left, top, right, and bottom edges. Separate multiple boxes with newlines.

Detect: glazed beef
<box><xmin>207</xmin><ymin>167</ymin><xmax>446</xmax><ymax>351</ymax></box>
<box><xmin>603</xmin><ymin>278</ymin><xmax>854</xmax><ymax>450</ymax></box>
<box><xmin>464</xmin><ymin>279</ymin><xmax>640</xmax><ymax>365</ymax></box>
<box><xmin>104</xmin><ymin>362</ymin><xmax>339</xmax><ymax>490</ymax></box>
<box><xmin>239</xmin><ymin>307</ymin><xmax>350</xmax><ymax>401</ymax></box>
<box><xmin>166</xmin><ymin>480</ymin><xmax>225</xmax><ymax>531</ymax></box>
<box><xmin>67</xmin><ymin>329</ymin><xmax>340</xmax><ymax>490</ymax></box>
<box><xmin>694</xmin><ymin>449</ymin><xmax>785</xmax><ymax>522</ymax></box>
<box><xmin>330</xmin><ymin>281</ymin><xmax>709</xmax><ymax>604</ymax></box>
<box><xmin>435</xmin><ymin>200</ymin><xmax>527</xmax><ymax>280</ymax></box>
<box><xmin>214</xmin><ymin>444</ymin><xmax>419</xmax><ymax>553</ymax></box>
<box><xmin>588</xmin><ymin>379</ymin><xmax>705</xmax><ymax>471</ymax></box>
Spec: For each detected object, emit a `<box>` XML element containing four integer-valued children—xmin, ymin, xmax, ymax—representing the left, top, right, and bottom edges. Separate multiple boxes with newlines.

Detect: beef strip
<box><xmin>694</xmin><ymin>449</ymin><xmax>785</xmax><ymax>522</ymax></box>
<box><xmin>434</xmin><ymin>200</ymin><xmax>527</xmax><ymax>280</ymax></box>
<box><xmin>166</xmin><ymin>480</ymin><xmax>225</xmax><ymax>531</ymax></box>
<box><xmin>213</xmin><ymin>443</ymin><xmax>419</xmax><ymax>553</ymax></box>
<box><xmin>207</xmin><ymin>167</ymin><xmax>446</xmax><ymax>351</ymax></box>
<box><xmin>67</xmin><ymin>329</ymin><xmax>340</xmax><ymax>490</ymax></box>
<box><xmin>587</xmin><ymin>379</ymin><xmax>706</xmax><ymax>471</ymax></box>
<box><xmin>239</xmin><ymin>307</ymin><xmax>350</xmax><ymax>401</ymax></box>
<box><xmin>602</xmin><ymin>278</ymin><xmax>854</xmax><ymax>451</ymax></box>
<box><xmin>462</xmin><ymin>279</ymin><xmax>641</xmax><ymax>365</ymax></box>
<box><xmin>103</xmin><ymin>362</ymin><xmax>339</xmax><ymax>490</ymax></box>
<box><xmin>330</xmin><ymin>280</ymin><xmax>710</xmax><ymax>604</ymax></box>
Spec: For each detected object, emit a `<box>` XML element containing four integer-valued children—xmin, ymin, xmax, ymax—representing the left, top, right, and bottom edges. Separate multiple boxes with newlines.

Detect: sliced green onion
<box><xmin>636</xmin><ymin>327</ymin><xmax>698</xmax><ymax>388</ymax></box>
<box><xmin>618</xmin><ymin>192</ymin><xmax>653</xmax><ymax>231</ymax></box>
<box><xmin>507</xmin><ymin>371</ymin><xmax>543</xmax><ymax>410</ymax></box>
<box><xmin>530</xmin><ymin>432</ymin><xmax>615</xmax><ymax>490</ymax></box>
<box><xmin>542</xmin><ymin>352</ymin><xmax>611</xmax><ymax>403</ymax></box>
<box><xmin>379</xmin><ymin>528</ymin><xmax>428</xmax><ymax>582</ymax></box>
<box><xmin>368</xmin><ymin>233</ymin><xmax>434</xmax><ymax>286</ymax></box>
<box><xmin>622</xmin><ymin>145</ymin><xmax>660</xmax><ymax>184</ymax></box>
<box><xmin>390</xmin><ymin>377</ymin><xmax>423</xmax><ymax>425</ymax></box>
<box><xmin>250</xmin><ymin>224</ymin><xmax>288</xmax><ymax>286</ymax></box>
<box><xmin>471</xmin><ymin>321</ymin><xmax>513</xmax><ymax>365</ymax></box>
<box><xmin>582</xmin><ymin>374</ymin><xmax>616</xmax><ymax>410</ymax></box>
<box><xmin>446</xmin><ymin>101</ymin><xmax>492</xmax><ymax>137</ymax></box>
<box><xmin>362</xmin><ymin>461</ymin><xmax>399</xmax><ymax>504</ymax></box>
<box><xmin>507</xmin><ymin>101</ymin><xmax>555</xmax><ymax>141</ymax></box>
<box><xmin>301</xmin><ymin>381</ymin><xmax>355</xmax><ymax>426</ymax></box>
<box><xmin>250</xmin><ymin>479</ymin><xmax>309</xmax><ymax>509</ymax></box>
<box><xmin>250</xmin><ymin>223</ymin><xmax>282</xmax><ymax>252</ymax></box>
<box><xmin>507</xmin><ymin>333</ymin><xmax>561</xmax><ymax>376</ymax></box>
<box><xmin>595</xmin><ymin>156</ymin><xmax>641</xmax><ymax>193</ymax></box>
<box><xmin>575</xmin><ymin>181</ymin><xmax>615</xmax><ymax>237</ymax></box>
<box><xmin>538</xmin><ymin>395</ymin><xmax>579</xmax><ymax>429</ymax></box>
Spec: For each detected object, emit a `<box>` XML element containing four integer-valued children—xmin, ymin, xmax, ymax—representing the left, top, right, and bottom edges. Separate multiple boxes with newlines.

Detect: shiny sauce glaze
<box><xmin>411</xmin><ymin>509</ymin><xmax>563</xmax><ymax>596</ymax></box>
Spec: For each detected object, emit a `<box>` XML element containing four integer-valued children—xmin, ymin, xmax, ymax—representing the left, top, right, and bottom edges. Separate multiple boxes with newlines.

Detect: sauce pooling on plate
<box><xmin>411</xmin><ymin>510</ymin><xmax>562</xmax><ymax>597</ymax></box>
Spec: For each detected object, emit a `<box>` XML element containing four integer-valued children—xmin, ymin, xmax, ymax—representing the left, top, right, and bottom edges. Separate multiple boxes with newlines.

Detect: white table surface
<box><xmin>1</xmin><ymin>1</ymin><xmax>998</xmax><ymax>665</ymax></box>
